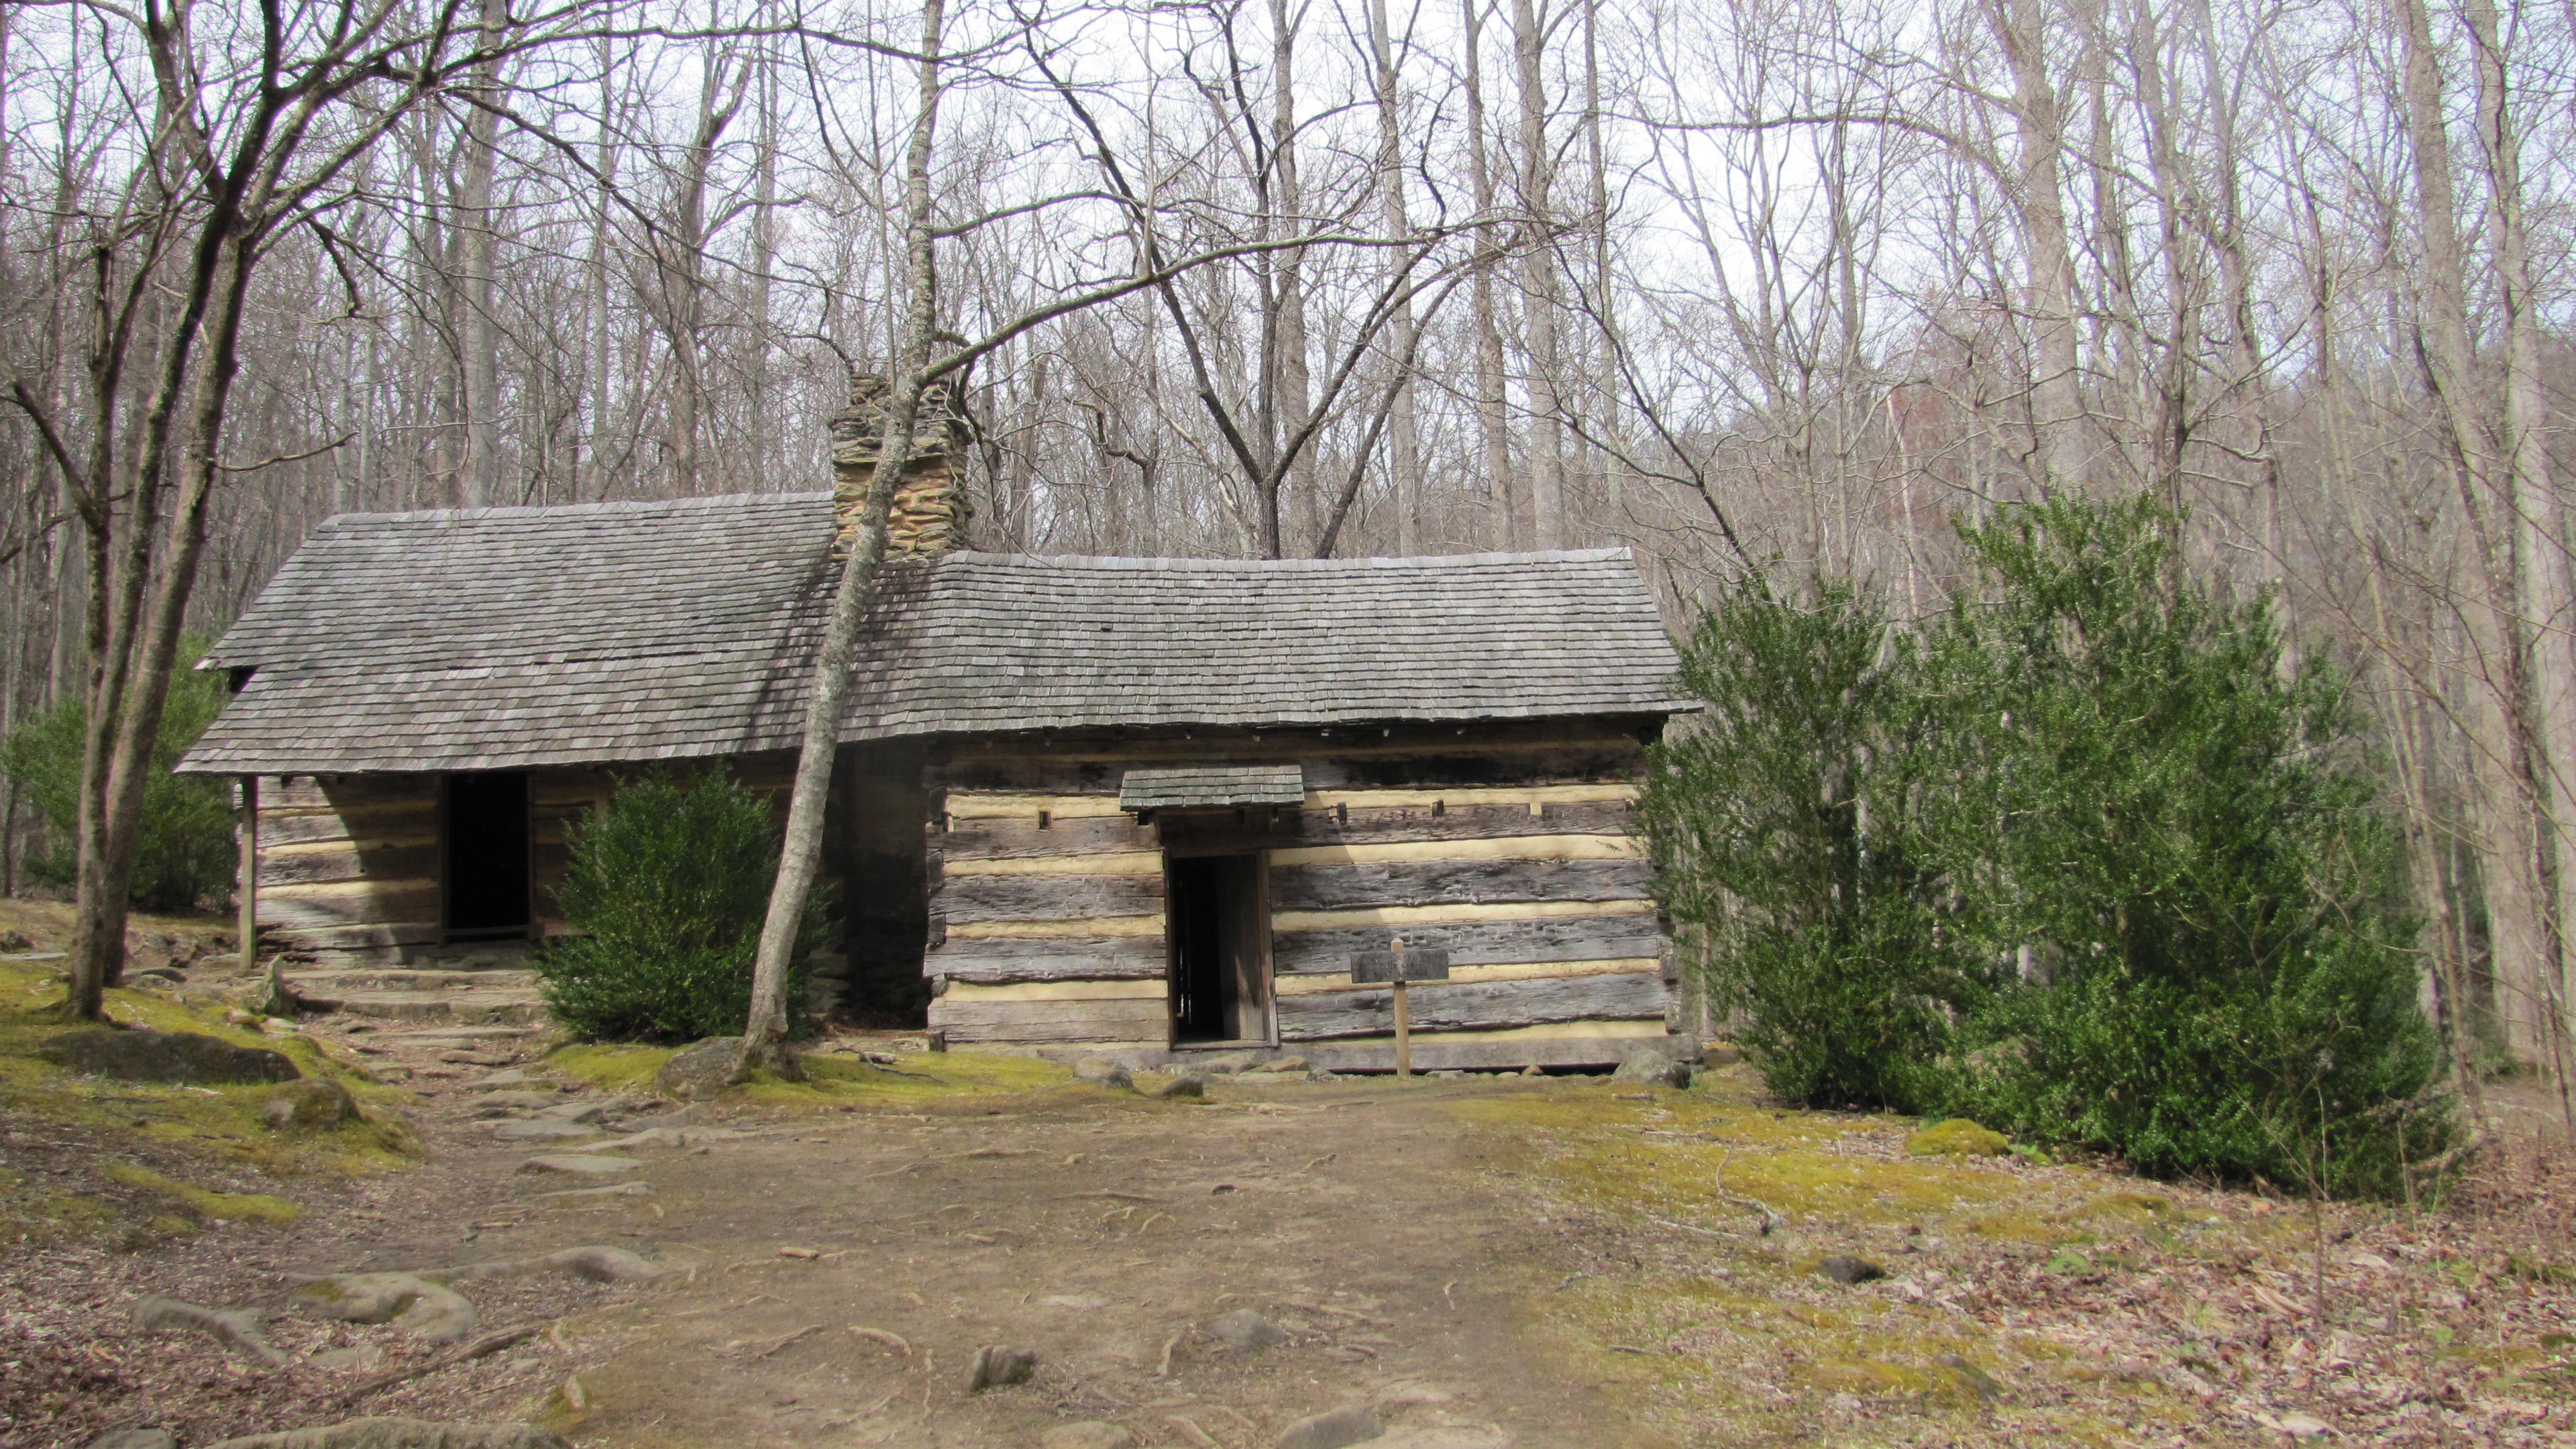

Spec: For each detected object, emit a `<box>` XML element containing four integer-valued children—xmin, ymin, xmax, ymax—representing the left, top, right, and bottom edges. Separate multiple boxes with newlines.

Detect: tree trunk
<box><xmin>1513</xmin><ymin>0</ymin><xmax>1565</xmax><ymax>550</ymax></box>
<box><xmin>1984</xmin><ymin>0</ymin><xmax>2084</xmax><ymax>492</ymax></box>
<box><xmin>1366</xmin><ymin>0</ymin><xmax>1421</xmax><ymax>554</ymax></box>
<box><xmin>737</xmin><ymin>0</ymin><xmax>947</xmax><ymax>1076</ymax></box>
<box><xmin>1464</xmin><ymin>0</ymin><xmax>1516</xmax><ymax>550</ymax></box>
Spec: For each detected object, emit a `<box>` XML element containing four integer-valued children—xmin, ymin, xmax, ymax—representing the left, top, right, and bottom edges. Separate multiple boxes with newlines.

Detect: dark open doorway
<box><xmin>445</xmin><ymin>772</ymin><xmax>531</xmax><ymax>941</ymax></box>
<box><xmin>1167</xmin><ymin>852</ymin><xmax>1268</xmax><ymax>1044</ymax></box>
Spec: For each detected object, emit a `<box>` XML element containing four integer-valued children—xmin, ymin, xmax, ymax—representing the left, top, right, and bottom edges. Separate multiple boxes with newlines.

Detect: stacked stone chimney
<box><xmin>829</xmin><ymin>373</ymin><xmax>972</xmax><ymax>557</ymax></box>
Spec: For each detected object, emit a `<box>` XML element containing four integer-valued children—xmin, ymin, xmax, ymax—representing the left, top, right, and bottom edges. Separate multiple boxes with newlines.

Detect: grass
<box><xmin>545</xmin><ymin>1038</ymin><xmax>1074</xmax><ymax>1110</ymax></box>
<box><xmin>0</xmin><ymin>916</ymin><xmax>423</xmax><ymax>1245</ymax></box>
<box><xmin>1444</xmin><ymin>1069</ymin><xmax>2245</xmax><ymax>1446</ymax></box>
<box><xmin>103</xmin><ymin>1162</ymin><xmax>303</xmax><ymax>1225</ymax></box>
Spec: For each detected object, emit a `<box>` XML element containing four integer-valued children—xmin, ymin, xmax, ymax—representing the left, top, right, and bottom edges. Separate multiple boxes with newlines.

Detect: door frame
<box><xmin>1159</xmin><ymin>840</ymin><xmax>1277</xmax><ymax>1048</ymax></box>
<box><xmin>439</xmin><ymin>770</ymin><xmax>535</xmax><ymax>945</ymax></box>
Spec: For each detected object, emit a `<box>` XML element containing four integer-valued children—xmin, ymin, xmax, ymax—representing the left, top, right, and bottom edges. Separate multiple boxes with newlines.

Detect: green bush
<box><xmin>1920</xmin><ymin>494</ymin><xmax>2449</xmax><ymax>1197</ymax></box>
<box><xmin>1</xmin><ymin>636</ymin><xmax>236</xmax><ymax>912</ymax></box>
<box><xmin>1642</xmin><ymin>574</ymin><xmax>1976</xmax><ymax>1110</ymax></box>
<box><xmin>534</xmin><ymin>765</ymin><xmax>820</xmax><ymax>1042</ymax></box>
<box><xmin>1644</xmin><ymin>494</ymin><xmax>2455</xmax><ymax>1197</ymax></box>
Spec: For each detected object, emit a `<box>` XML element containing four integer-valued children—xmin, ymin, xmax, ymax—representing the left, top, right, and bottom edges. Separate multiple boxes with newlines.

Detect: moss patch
<box><xmin>545</xmin><ymin>1040</ymin><xmax>1073</xmax><ymax>1112</ymax></box>
<box><xmin>104</xmin><ymin>1163</ymin><xmax>301</xmax><ymax>1225</ymax></box>
<box><xmin>1907</xmin><ymin>1118</ymin><xmax>2011</xmax><ymax>1157</ymax></box>
<box><xmin>0</xmin><ymin>937</ymin><xmax>420</xmax><ymax>1247</ymax></box>
<box><xmin>1446</xmin><ymin>1069</ymin><xmax>2222</xmax><ymax>1446</ymax></box>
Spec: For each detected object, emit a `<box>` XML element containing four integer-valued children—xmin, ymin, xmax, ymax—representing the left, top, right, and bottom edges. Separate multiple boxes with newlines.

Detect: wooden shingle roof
<box><xmin>180</xmin><ymin>491</ymin><xmax>1688</xmax><ymax>775</ymax></box>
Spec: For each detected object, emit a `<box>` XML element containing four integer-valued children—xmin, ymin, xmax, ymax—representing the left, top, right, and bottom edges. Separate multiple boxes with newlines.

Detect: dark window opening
<box><xmin>445</xmin><ymin>772</ymin><xmax>531</xmax><ymax>941</ymax></box>
<box><xmin>1167</xmin><ymin>852</ymin><xmax>1267</xmax><ymax>1044</ymax></box>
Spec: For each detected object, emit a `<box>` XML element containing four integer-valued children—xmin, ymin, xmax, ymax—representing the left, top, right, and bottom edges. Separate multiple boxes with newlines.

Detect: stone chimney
<box><xmin>829</xmin><ymin>373</ymin><xmax>971</xmax><ymax>557</ymax></box>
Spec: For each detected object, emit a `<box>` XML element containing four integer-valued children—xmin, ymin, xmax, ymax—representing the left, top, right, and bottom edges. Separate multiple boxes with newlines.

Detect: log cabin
<box><xmin>177</xmin><ymin>383</ymin><xmax>1696</xmax><ymax>1071</ymax></box>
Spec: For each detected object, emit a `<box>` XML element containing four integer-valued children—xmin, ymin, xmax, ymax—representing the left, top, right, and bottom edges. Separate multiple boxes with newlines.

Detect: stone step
<box><xmin>284</xmin><ymin>967</ymin><xmax>540</xmax><ymax>993</ymax></box>
<box><xmin>291</xmin><ymin>987</ymin><xmax>547</xmax><ymax>1025</ymax></box>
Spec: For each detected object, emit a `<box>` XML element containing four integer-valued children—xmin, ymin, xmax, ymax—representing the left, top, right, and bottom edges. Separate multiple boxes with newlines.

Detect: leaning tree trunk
<box><xmin>735</xmin><ymin>0</ymin><xmax>945</xmax><ymax>1079</ymax></box>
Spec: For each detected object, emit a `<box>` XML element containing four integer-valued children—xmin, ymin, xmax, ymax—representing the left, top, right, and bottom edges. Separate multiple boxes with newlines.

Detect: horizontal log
<box><xmin>258</xmin><ymin>844</ymin><xmax>437</xmax><ymax>889</ymax></box>
<box><xmin>1278</xmin><ymin>957</ymin><xmax>1660</xmax><ymax>994</ymax></box>
<box><xmin>938</xmin><ymin>813</ymin><xmax>1161</xmax><ymax>860</ymax></box>
<box><xmin>1274</xmin><ymin>800</ymin><xmax>1635</xmax><ymax>847</ymax></box>
<box><xmin>259</xmin><ymin>802</ymin><xmax>439</xmax><ymax>849</ymax></box>
<box><xmin>1276</xmin><ymin>970</ymin><xmax>1668</xmax><ymax>1040</ymax></box>
<box><xmin>944</xmin><ymin>978</ymin><xmax>1163</xmax><ymax>1002</ymax></box>
<box><xmin>261</xmin><ymin>882</ymin><xmax>441</xmax><ymax>930</ymax></box>
<box><xmin>930</xmin><ymin>718</ymin><xmax>1658</xmax><ymax>773</ymax></box>
<box><xmin>926</xmin><ymin>934</ymin><xmax>1168</xmax><ymax>983</ymax></box>
<box><xmin>268</xmin><ymin>921</ymin><xmax>442</xmax><ymax>951</ymax></box>
<box><xmin>943</xmin><ymin>791</ymin><xmax>1127</xmax><ymax>820</ymax></box>
<box><xmin>929</xmin><ymin>996</ymin><xmax>1170</xmax><ymax>1044</ymax></box>
<box><xmin>1269</xmin><ymin>857</ymin><xmax>1652</xmax><ymax>912</ymax></box>
<box><xmin>1301</xmin><ymin>1028</ymin><xmax>1681</xmax><ymax>1072</ymax></box>
<box><xmin>946</xmin><ymin>915</ymin><xmax>1165</xmax><ymax>938</ymax></box>
<box><xmin>1272</xmin><ymin>914</ymin><xmax>1664</xmax><ymax>973</ymax></box>
<box><xmin>935</xmin><ymin>871</ymin><xmax>1165</xmax><ymax>924</ymax></box>
<box><xmin>1271</xmin><ymin>835</ymin><xmax>1640</xmax><ymax>867</ymax></box>
<box><xmin>266</xmin><ymin>775</ymin><xmax>439</xmax><ymax>810</ymax></box>
<box><xmin>942</xmin><ymin>851</ymin><xmax>1163</xmax><ymax>877</ymax></box>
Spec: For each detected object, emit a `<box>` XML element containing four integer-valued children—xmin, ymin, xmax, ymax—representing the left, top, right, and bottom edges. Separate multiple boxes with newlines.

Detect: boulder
<box><xmin>290</xmin><ymin>1273</ymin><xmax>477</xmax><ymax>1344</ymax></box>
<box><xmin>1039</xmin><ymin>1424</ymin><xmax>1137</xmax><ymax>1449</ymax></box>
<box><xmin>1904</xmin><ymin>1119</ymin><xmax>2010</xmax><ymax>1157</ymax></box>
<box><xmin>512</xmin><ymin>1155</ymin><xmax>642</xmax><ymax>1181</ymax></box>
<box><xmin>490</xmin><ymin>1122</ymin><xmax>602</xmax><ymax>1142</ymax></box>
<box><xmin>1275</xmin><ymin>1405</ymin><xmax>1385</xmax><ymax>1449</ymax></box>
<box><xmin>1150</xmin><ymin>1073</ymin><xmax>1205</xmax><ymax>1100</ymax></box>
<box><xmin>1608</xmin><ymin>1048</ymin><xmax>1691</xmax><ymax>1089</ymax></box>
<box><xmin>41</xmin><ymin>1028</ymin><xmax>299</xmax><ymax>1085</ymax></box>
<box><xmin>1073</xmin><ymin>1057</ymin><xmax>1132</xmax><ymax>1091</ymax></box>
<box><xmin>653</xmin><ymin>1037</ymin><xmax>741</xmax><ymax>1102</ymax></box>
<box><xmin>1208</xmin><ymin>1309</ymin><xmax>1287</xmax><ymax>1351</ymax></box>
<box><xmin>131</xmin><ymin>1296</ymin><xmax>287</xmax><ymax>1365</ymax></box>
<box><xmin>1265</xmin><ymin>1055</ymin><xmax>1310</xmax><ymax>1073</ymax></box>
<box><xmin>1817</xmin><ymin>1254</ymin><xmax>1888</xmax><ymax>1286</ymax></box>
<box><xmin>430</xmin><ymin>1245</ymin><xmax>662</xmax><ymax>1285</ymax></box>
<box><xmin>966</xmin><ymin>1345</ymin><xmax>1038</xmax><ymax>1392</ymax></box>
<box><xmin>262</xmin><ymin>1078</ymin><xmax>356</xmax><ymax>1132</ymax></box>
<box><xmin>199</xmin><ymin>1420</ymin><xmax>570</xmax><ymax>1449</ymax></box>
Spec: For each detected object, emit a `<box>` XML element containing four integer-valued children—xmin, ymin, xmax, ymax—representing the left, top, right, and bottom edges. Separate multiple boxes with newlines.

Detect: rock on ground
<box><xmin>1039</xmin><ymin>1422</ymin><xmax>1137</xmax><ymax>1449</ymax></box>
<box><xmin>431</xmin><ymin>1245</ymin><xmax>661</xmax><ymax>1285</ymax></box>
<box><xmin>262</xmin><ymin>1077</ymin><xmax>356</xmax><ymax>1131</ymax></box>
<box><xmin>1273</xmin><ymin>1404</ymin><xmax>1384</xmax><ymax>1449</ymax></box>
<box><xmin>1366</xmin><ymin>1432</ymin><xmax>1513</xmax><ymax>1449</ymax></box>
<box><xmin>289</xmin><ymin>1274</ymin><xmax>478</xmax><ymax>1344</ymax></box>
<box><xmin>198</xmin><ymin>1419</ymin><xmax>570</xmax><ymax>1449</ymax></box>
<box><xmin>1150</xmin><ymin>1073</ymin><xmax>1205</xmax><ymax>1099</ymax></box>
<box><xmin>130</xmin><ymin>1296</ymin><xmax>288</xmax><ymax>1366</ymax></box>
<box><xmin>1817</xmin><ymin>1254</ymin><xmax>1888</xmax><ymax>1285</ymax></box>
<box><xmin>653</xmin><ymin>1037</ymin><xmax>741</xmax><ymax>1102</ymax></box>
<box><xmin>1608</xmin><ymin>1048</ymin><xmax>1691</xmax><ymax>1088</ymax></box>
<box><xmin>965</xmin><ymin>1345</ymin><xmax>1038</xmax><ymax>1391</ymax></box>
<box><xmin>512</xmin><ymin>1154</ymin><xmax>641</xmax><ymax>1181</ymax></box>
<box><xmin>41</xmin><ymin>1028</ymin><xmax>300</xmax><ymax>1085</ymax></box>
<box><xmin>1073</xmin><ymin>1057</ymin><xmax>1132</xmax><ymax>1091</ymax></box>
<box><xmin>1207</xmin><ymin>1309</ymin><xmax>1287</xmax><ymax>1350</ymax></box>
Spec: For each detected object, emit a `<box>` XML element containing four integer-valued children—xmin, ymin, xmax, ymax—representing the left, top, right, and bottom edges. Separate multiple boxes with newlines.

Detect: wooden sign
<box><xmin>1351</xmin><ymin>943</ymin><xmax>1449</xmax><ymax>1080</ymax></box>
<box><xmin>1349</xmin><ymin>948</ymin><xmax>1450</xmax><ymax>984</ymax></box>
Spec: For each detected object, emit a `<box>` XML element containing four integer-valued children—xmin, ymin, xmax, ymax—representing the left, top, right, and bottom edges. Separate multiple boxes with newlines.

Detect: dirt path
<box><xmin>503</xmin><ymin>1075</ymin><xmax>1640</xmax><ymax>1448</ymax></box>
<box><xmin>13</xmin><ymin>1004</ymin><xmax>1650</xmax><ymax>1449</ymax></box>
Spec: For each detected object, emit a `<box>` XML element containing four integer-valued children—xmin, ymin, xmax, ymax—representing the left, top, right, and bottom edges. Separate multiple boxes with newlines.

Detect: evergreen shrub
<box><xmin>2</xmin><ymin>635</ymin><xmax>235</xmax><ymax>912</ymax></box>
<box><xmin>1644</xmin><ymin>494</ymin><xmax>2455</xmax><ymax>1197</ymax></box>
<box><xmin>534</xmin><ymin>765</ymin><xmax>820</xmax><ymax>1042</ymax></box>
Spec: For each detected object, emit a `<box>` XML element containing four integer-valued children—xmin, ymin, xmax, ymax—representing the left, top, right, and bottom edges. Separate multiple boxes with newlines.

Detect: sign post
<box><xmin>1350</xmin><ymin>938</ymin><xmax>1450</xmax><ymax>1081</ymax></box>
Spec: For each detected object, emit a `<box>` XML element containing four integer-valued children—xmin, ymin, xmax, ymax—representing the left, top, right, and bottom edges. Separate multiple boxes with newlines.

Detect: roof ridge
<box><xmin>318</xmin><ymin>490</ymin><xmax>833</xmax><ymax>528</ymax></box>
<box><xmin>937</xmin><ymin>546</ymin><xmax>1635</xmax><ymax>572</ymax></box>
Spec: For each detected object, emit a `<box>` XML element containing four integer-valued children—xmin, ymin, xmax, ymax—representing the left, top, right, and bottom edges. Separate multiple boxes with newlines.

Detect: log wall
<box><xmin>247</xmin><ymin>751</ymin><xmax>829</xmax><ymax>972</ymax></box>
<box><xmin>922</xmin><ymin>721</ymin><xmax>1680</xmax><ymax>1063</ymax></box>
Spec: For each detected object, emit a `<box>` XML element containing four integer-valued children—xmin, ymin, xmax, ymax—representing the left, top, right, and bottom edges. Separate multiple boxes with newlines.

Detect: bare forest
<box><xmin>0</xmin><ymin>0</ymin><xmax>2571</xmax><ymax>1097</ymax></box>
